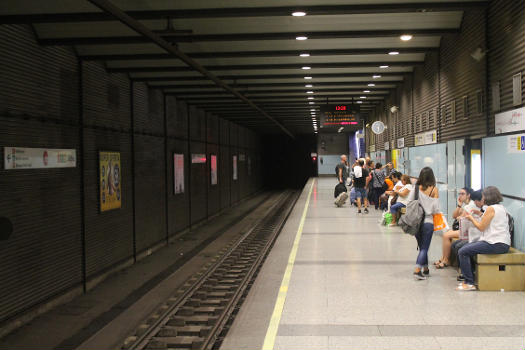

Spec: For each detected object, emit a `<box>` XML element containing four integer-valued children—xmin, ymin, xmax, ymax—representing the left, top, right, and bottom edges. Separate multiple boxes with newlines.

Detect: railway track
<box><xmin>122</xmin><ymin>190</ymin><xmax>298</xmax><ymax>350</ymax></box>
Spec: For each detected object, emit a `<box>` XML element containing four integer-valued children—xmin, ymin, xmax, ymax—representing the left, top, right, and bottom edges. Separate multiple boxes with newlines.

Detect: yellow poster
<box><xmin>391</xmin><ymin>149</ymin><xmax>398</xmax><ymax>170</ymax></box>
<box><xmin>99</xmin><ymin>151</ymin><xmax>121</xmax><ymax>212</ymax></box>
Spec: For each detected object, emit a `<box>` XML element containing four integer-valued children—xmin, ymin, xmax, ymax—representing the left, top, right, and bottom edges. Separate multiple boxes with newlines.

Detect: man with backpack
<box><xmin>334</xmin><ymin>155</ymin><xmax>349</xmax><ymax>207</ymax></box>
<box><xmin>353</xmin><ymin>159</ymin><xmax>370</xmax><ymax>214</ymax></box>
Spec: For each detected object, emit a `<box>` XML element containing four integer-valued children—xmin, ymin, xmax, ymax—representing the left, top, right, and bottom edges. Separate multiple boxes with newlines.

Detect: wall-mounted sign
<box><xmin>191</xmin><ymin>154</ymin><xmax>206</xmax><ymax>163</ymax></box>
<box><xmin>232</xmin><ymin>155</ymin><xmax>238</xmax><ymax>180</ymax></box>
<box><xmin>495</xmin><ymin>107</ymin><xmax>525</xmax><ymax>134</ymax></box>
<box><xmin>320</xmin><ymin>105</ymin><xmax>360</xmax><ymax>128</ymax></box>
<box><xmin>174</xmin><ymin>153</ymin><xmax>184</xmax><ymax>194</ymax></box>
<box><xmin>384</xmin><ymin>141</ymin><xmax>390</xmax><ymax>150</ymax></box>
<box><xmin>508</xmin><ymin>134</ymin><xmax>525</xmax><ymax>153</ymax></box>
<box><xmin>99</xmin><ymin>151</ymin><xmax>121</xmax><ymax>212</ymax></box>
<box><xmin>397</xmin><ymin>138</ymin><xmax>405</xmax><ymax>149</ymax></box>
<box><xmin>310</xmin><ymin>152</ymin><xmax>318</xmax><ymax>157</ymax></box>
<box><xmin>210</xmin><ymin>154</ymin><xmax>218</xmax><ymax>185</ymax></box>
<box><xmin>415</xmin><ymin>130</ymin><xmax>437</xmax><ymax>146</ymax></box>
<box><xmin>369</xmin><ymin>144</ymin><xmax>376</xmax><ymax>152</ymax></box>
<box><xmin>4</xmin><ymin>147</ymin><xmax>76</xmax><ymax>170</ymax></box>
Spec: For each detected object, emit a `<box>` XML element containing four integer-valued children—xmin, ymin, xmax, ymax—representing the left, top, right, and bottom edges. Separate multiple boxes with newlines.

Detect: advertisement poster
<box><xmin>210</xmin><ymin>154</ymin><xmax>218</xmax><ymax>185</ymax></box>
<box><xmin>507</xmin><ymin>134</ymin><xmax>525</xmax><ymax>153</ymax></box>
<box><xmin>99</xmin><ymin>151</ymin><xmax>121</xmax><ymax>212</ymax></box>
<box><xmin>397</xmin><ymin>138</ymin><xmax>405</xmax><ymax>149</ymax></box>
<box><xmin>495</xmin><ymin>107</ymin><xmax>525</xmax><ymax>134</ymax></box>
<box><xmin>174</xmin><ymin>153</ymin><xmax>184</xmax><ymax>194</ymax></box>
<box><xmin>191</xmin><ymin>154</ymin><xmax>206</xmax><ymax>163</ymax></box>
<box><xmin>4</xmin><ymin>147</ymin><xmax>76</xmax><ymax>170</ymax></box>
<box><xmin>233</xmin><ymin>155</ymin><xmax>238</xmax><ymax>180</ymax></box>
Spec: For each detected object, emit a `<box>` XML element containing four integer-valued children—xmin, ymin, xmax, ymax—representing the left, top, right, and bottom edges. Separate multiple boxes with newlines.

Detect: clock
<box><xmin>371</xmin><ymin>121</ymin><xmax>386</xmax><ymax>135</ymax></box>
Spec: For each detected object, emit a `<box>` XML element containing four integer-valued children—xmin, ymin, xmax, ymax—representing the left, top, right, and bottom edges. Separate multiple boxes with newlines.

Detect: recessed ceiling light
<box><xmin>292</xmin><ymin>11</ymin><xmax>306</xmax><ymax>16</ymax></box>
<box><xmin>306</xmin><ymin>91</ymin><xmax>314</xmax><ymax>94</ymax></box>
<box><xmin>307</xmin><ymin>97</ymin><xmax>314</xmax><ymax>100</ymax></box>
<box><xmin>373</xmin><ymin>75</ymin><xmax>381</xmax><ymax>79</ymax></box>
<box><xmin>368</xmin><ymin>83</ymin><xmax>376</xmax><ymax>87</ymax></box>
<box><xmin>305</xmin><ymin>84</ymin><xmax>313</xmax><ymax>87</ymax></box>
<box><xmin>299</xmin><ymin>53</ymin><xmax>310</xmax><ymax>57</ymax></box>
<box><xmin>304</xmin><ymin>76</ymin><xmax>312</xmax><ymax>79</ymax></box>
<box><xmin>309</xmin><ymin>102</ymin><xmax>315</xmax><ymax>104</ymax></box>
<box><xmin>310</xmin><ymin>109</ymin><xmax>316</xmax><ymax>111</ymax></box>
<box><xmin>363</xmin><ymin>90</ymin><xmax>370</xmax><ymax>93</ymax></box>
<box><xmin>357</xmin><ymin>101</ymin><xmax>363</xmax><ymax>104</ymax></box>
<box><xmin>296</xmin><ymin>36</ymin><xmax>308</xmax><ymax>41</ymax></box>
<box><xmin>379</xmin><ymin>65</ymin><xmax>389</xmax><ymax>69</ymax></box>
<box><xmin>302</xmin><ymin>66</ymin><xmax>311</xmax><ymax>70</ymax></box>
<box><xmin>400</xmin><ymin>34</ymin><xmax>413</xmax><ymax>41</ymax></box>
<box><xmin>388</xmin><ymin>51</ymin><xmax>399</xmax><ymax>55</ymax></box>
<box><xmin>360</xmin><ymin>96</ymin><xmax>366</xmax><ymax>99</ymax></box>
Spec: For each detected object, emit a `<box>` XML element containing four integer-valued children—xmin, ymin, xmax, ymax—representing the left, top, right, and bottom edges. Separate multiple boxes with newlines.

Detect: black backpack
<box><xmin>507</xmin><ymin>212</ymin><xmax>515</xmax><ymax>246</ymax></box>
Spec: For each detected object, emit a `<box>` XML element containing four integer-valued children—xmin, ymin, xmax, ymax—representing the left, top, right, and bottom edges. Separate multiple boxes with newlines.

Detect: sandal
<box><xmin>433</xmin><ymin>259</ymin><xmax>443</xmax><ymax>266</ymax></box>
<box><xmin>435</xmin><ymin>261</ymin><xmax>449</xmax><ymax>269</ymax></box>
<box><xmin>456</xmin><ymin>283</ymin><xmax>476</xmax><ymax>291</ymax></box>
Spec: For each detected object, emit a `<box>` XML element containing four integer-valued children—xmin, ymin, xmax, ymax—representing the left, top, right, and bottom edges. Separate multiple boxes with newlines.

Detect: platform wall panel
<box><xmin>207</xmin><ymin>143</ymin><xmax>221</xmax><ymax>217</ymax></box>
<box><xmin>219</xmin><ymin>145</ymin><xmax>231</xmax><ymax>209</ymax></box>
<box><xmin>166</xmin><ymin>139</ymin><xmax>190</xmax><ymax>235</ymax></box>
<box><xmin>190</xmin><ymin>141</ymin><xmax>207</xmax><ymax>224</ymax></box>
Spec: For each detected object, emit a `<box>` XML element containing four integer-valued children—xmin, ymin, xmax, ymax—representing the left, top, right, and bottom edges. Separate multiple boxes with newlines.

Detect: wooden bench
<box><xmin>476</xmin><ymin>247</ymin><xmax>525</xmax><ymax>291</ymax></box>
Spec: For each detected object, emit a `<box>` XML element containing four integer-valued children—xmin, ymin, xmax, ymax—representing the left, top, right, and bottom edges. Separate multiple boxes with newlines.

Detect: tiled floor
<box><xmin>221</xmin><ymin>178</ymin><xmax>525</xmax><ymax>350</ymax></box>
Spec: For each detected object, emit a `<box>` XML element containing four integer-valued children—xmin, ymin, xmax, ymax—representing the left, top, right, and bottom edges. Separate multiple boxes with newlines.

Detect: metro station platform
<box><xmin>221</xmin><ymin>177</ymin><xmax>525</xmax><ymax>350</ymax></box>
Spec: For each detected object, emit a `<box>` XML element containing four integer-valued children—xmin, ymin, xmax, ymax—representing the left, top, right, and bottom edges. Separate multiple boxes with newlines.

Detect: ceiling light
<box><xmin>373</xmin><ymin>75</ymin><xmax>381</xmax><ymax>79</ymax></box>
<box><xmin>368</xmin><ymin>83</ymin><xmax>376</xmax><ymax>87</ymax></box>
<box><xmin>388</xmin><ymin>51</ymin><xmax>399</xmax><ymax>55</ymax></box>
<box><xmin>357</xmin><ymin>101</ymin><xmax>363</xmax><ymax>104</ymax></box>
<box><xmin>360</xmin><ymin>96</ymin><xmax>366</xmax><ymax>99</ymax></box>
<box><xmin>379</xmin><ymin>65</ymin><xmax>389</xmax><ymax>69</ymax></box>
<box><xmin>302</xmin><ymin>66</ymin><xmax>311</xmax><ymax>70</ymax></box>
<box><xmin>400</xmin><ymin>34</ymin><xmax>413</xmax><ymax>41</ymax></box>
<box><xmin>304</xmin><ymin>76</ymin><xmax>312</xmax><ymax>79</ymax></box>
<box><xmin>363</xmin><ymin>90</ymin><xmax>370</xmax><ymax>93</ymax></box>
<box><xmin>299</xmin><ymin>53</ymin><xmax>310</xmax><ymax>57</ymax></box>
<box><xmin>309</xmin><ymin>102</ymin><xmax>315</xmax><ymax>104</ymax></box>
<box><xmin>306</xmin><ymin>91</ymin><xmax>314</xmax><ymax>94</ymax></box>
<box><xmin>296</xmin><ymin>36</ymin><xmax>308</xmax><ymax>41</ymax></box>
<box><xmin>307</xmin><ymin>97</ymin><xmax>315</xmax><ymax>100</ymax></box>
<box><xmin>305</xmin><ymin>84</ymin><xmax>313</xmax><ymax>87</ymax></box>
<box><xmin>292</xmin><ymin>11</ymin><xmax>306</xmax><ymax>16</ymax></box>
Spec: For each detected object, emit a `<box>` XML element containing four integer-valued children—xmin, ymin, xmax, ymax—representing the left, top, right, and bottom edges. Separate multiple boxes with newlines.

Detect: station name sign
<box><xmin>320</xmin><ymin>105</ymin><xmax>361</xmax><ymax>128</ymax></box>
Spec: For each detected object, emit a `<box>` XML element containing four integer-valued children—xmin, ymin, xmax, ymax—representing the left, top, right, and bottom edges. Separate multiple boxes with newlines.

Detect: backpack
<box><xmin>398</xmin><ymin>185</ymin><xmax>424</xmax><ymax>236</ymax></box>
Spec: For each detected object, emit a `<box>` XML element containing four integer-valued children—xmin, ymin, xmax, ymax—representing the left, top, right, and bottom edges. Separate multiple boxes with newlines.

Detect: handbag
<box><xmin>433</xmin><ymin>213</ymin><xmax>449</xmax><ymax>232</ymax></box>
<box><xmin>390</xmin><ymin>193</ymin><xmax>399</xmax><ymax>206</ymax></box>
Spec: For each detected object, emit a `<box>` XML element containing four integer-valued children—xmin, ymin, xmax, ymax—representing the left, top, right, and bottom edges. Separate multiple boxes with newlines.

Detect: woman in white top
<box><xmin>456</xmin><ymin>186</ymin><xmax>511</xmax><ymax>291</ymax></box>
<box><xmin>388</xmin><ymin>174</ymin><xmax>413</xmax><ymax>226</ymax></box>
<box><xmin>434</xmin><ymin>187</ymin><xmax>475</xmax><ymax>269</ymax></box>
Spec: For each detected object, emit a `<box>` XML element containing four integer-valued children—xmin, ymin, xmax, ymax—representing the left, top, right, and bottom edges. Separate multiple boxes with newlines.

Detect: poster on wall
<box><xmin>495</xmin><ymin>107</ymin><xmax>525</xmax><ymax>134</ymax></box>
<box><xmin>4</xmin><ymin>147</ymin><xmax>76</xmax><ymax>170</ymax></box>
<box><xmin>384</xmin><ymin>141</ymin><xmax>390</xmax><ymax>150</ymax></box>
<box><xmin>99</xmin><ymin>151</ymin><xmax>121</xmax><ymax>212</ymax></box>
<box><xmin>233</xmin><ymin>155</ymin><xmax>238</xmax><ymax>180</ymax></box>
<box><xmin>174</xmin><ymin>153</ymin><xmax>184</xmax><ymax>194</ymax></box>
<box><xmin>415</xmin><ymin>130</ymin><xmax>437</xmax><ymax>146</ymax></box>
<box><xmin>507</xmin><ymin>134</ymin><xmax>525</xmax><ymax>153</ymax></box>
<box><xmin>210</xmin><ymin>154</ymin><xmax>218</xmax><ymax>185</ymax></box>
<box><xmin>397</xmin><ymin>138</ymin><xmax>405</xmax><ymax>149</ymax></box>
<box><xmin>191</xmin><ymin>154</ymin><xmax>206</xmax><ymax>163</ymax></box>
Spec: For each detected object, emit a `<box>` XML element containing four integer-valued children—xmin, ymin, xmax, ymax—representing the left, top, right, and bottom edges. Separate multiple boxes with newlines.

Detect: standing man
<box><xmin>336</xmin><ymin>154</ymin><xmax>348</xmax><ymax>185</ymax></box>
<box><xmin>353</xmin><ymin>159</ymin><xmax>370</xmax><ymax>214</ymax></box>
<box><xmin>334</xmin><ymin>155</ymin><xmax>349</xmax><ymax>207</ymax></box>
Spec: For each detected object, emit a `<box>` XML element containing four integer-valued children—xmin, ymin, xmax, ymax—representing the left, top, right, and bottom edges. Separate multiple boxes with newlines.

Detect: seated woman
<box><xmin>434</xmin><ymin>187</ymin><xmax>475</xmax><ymax>268</ymax></box>
<box><xmin>456</xmin><ymin>186</ymin><xmax>511</xmax><ymax>291</ymax></box>
<box><xmin>383</xmin><ymin>171</ymin><xmax>402</xmax><ymax>211</ymax></box>
<box><xmin>388</xmin><ymin>174</ymin><xmax>413</xmax><ymax>226</ymax></box>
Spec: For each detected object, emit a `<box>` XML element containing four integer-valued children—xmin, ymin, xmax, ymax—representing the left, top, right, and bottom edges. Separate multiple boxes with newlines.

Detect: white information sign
<box><xmin>507</xmin><ymin>134</ymin><xmax>525</xmax><ymax>153</ymax></box>
<box><xmin>415</xmin><ymin>130</ymin><xmax>437</xmax><ymax>146</ymax></box>
<box><xmin>495</xmin><ymin>107</ymin><xmax>525</xmax><ymax>134</ymax></box>
<box><xmin>384</xmin><ymin>141</ymin><xmax>390</xmax><ymax>150</ymax></box>
<box><xmin>369</xmin><ymin>144</ymin><xmax>376</xmax><ymax>152</ymax></box>
<box><xmin>397</xmin><ymin>138</ymin><xmax>405</xmax><ymax>149</ymax></box>
<box><xmin>174</xmin><ymin>153</ymin><xmax>184</xmax><ymax>194</ymax></box>
<box><xmin>4</xmin><ymin>147</ymin><xmax>76</xmax><ymax>170</ymax></box>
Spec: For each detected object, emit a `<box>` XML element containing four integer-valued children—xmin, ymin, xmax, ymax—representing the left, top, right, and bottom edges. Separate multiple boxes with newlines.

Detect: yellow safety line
<box><xmin>262</xmin><ymin>179</ymin><xmax>315</xmax><ymax>350</ymax></box>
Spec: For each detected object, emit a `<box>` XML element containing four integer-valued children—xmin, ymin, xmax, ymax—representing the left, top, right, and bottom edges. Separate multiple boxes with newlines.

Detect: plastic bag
<box><xmin>433</xmin><ymin>213</ymin><xmax>449</xmax><ymax>232</ymax></box>
<box><xmin>384</xmin><ymin>212</ymin><xmax>393</xmax><ymax>226</ymax></box>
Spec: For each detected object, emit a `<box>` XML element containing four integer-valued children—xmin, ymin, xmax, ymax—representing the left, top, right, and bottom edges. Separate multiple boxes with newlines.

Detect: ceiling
<box><xmin>0</xmin><ymin>0</ymin><xmax>488</xmax><ymax>136</ymax></box>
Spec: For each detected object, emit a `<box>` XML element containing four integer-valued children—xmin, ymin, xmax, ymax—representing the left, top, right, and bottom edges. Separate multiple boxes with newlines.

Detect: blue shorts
<box><xmin>354</xmin><ymin>187</ymin><xmax>366</xmax><ymax>199</ymax></box>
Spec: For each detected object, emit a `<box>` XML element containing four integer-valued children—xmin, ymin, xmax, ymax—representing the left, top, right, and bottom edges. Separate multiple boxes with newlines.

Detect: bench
<box><xmin>476</xmin><ymin>247</ymin><xmax>525</xmax><ymax>291</ymax></box>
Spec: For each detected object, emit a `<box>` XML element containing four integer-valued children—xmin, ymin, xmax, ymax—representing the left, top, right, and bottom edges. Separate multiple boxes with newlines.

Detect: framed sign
<box><xmin>4</xmin><ymin>147</ymin><xmax>76</xmax><ymax>170</ymax></box>
<box><xmin>99</xmin><ymin>151</ymin><xmax>121</xmax><ymax>212</ymax></box>
<box><xmin>174</xmin><ymin>153</ymin><xmax>184</xmax><ymax>194</ymax></box>
<box><xmin>233</xmin><ymin>155</ymin><xmax>238</xmax><ymax>180</ymax></box>
<box><xmin>210</xmin><ymin>154</ymin><xmax>218</xmax><ymax>185</ymax></box>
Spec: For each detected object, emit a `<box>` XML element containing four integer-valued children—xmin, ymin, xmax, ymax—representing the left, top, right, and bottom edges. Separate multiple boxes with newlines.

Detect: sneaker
<box><xmin>413</xmin><ymin>271</ymin><xmax>427</xmax><ymax>280</ymax></box>
<box><xmin>357</xmin><ymin>209</ymin><xmax>362</xmax><ymax>214</ymax></box>
<box><xmin>364</xmin><ymin>208</ymin><xmax>369</xmax><ymax>214</ymax></box>
<box><xmin>456</xmin><ymin>283</ymin><xmax>476</xmax><ymax>291</ymax></box>
<box><xmin>423</xmin><ymin>269</ymin><xmax>430</xmax><ymax>276</ymax></box>
<box><xmin>456</xmin><ymin>274</ymin><xmax>465</xmax><ymax>282</ymax></box>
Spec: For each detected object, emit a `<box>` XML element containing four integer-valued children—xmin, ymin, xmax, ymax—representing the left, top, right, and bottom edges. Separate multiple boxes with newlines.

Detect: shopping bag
<box><xmin>384</xmin><ymin>212</ymin><xmax>393</xmax><ymax>226</ymax></box>
<box><xmin>458</xmin><ymin>217</ymin><xmax>471</xmax><ymax>240</ymax></box>
<box><xmin>433</xmin><ymin>213</ymin><xmax>449</xmax><ymax>232</ymax></box>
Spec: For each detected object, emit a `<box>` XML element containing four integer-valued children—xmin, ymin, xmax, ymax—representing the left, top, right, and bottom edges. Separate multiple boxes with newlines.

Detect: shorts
<box><xmin>354</xmin><ymin>187</ymin><xmax>366</xmax><ymax>199</ymax></box>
